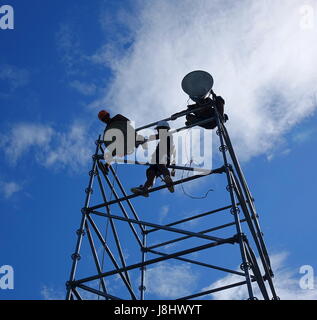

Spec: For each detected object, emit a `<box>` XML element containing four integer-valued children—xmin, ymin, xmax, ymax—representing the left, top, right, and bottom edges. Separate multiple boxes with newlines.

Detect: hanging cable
<box><xmin>178</xmin><ymin>127</ymin><xmax>214</xmax><ymax>200</ymax></box>
<box><xmin>180</xmin><ymin>160</ymin><xmax>214</xmax><ymax>199</ymax></box>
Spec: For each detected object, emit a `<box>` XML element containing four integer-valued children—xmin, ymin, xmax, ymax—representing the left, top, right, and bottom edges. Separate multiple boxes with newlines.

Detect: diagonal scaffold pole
<box><xmin>97</xmin><ymin>160</ymin><xmax>143</xmax><ymax>247</ymax></box>
<box><xmin>86</xmin><ymin>214</ymin><xmax>138</xmax><ymax>299</ymax></box>
<box><xmin>104</xmin><ymin>163</ymin><xmax>148</xmax><ymax>299</ymax></box>
<box><xmin>94</xmin><ymin>165</ymin><xmax>134</xmax><ymax>291</ymax></box>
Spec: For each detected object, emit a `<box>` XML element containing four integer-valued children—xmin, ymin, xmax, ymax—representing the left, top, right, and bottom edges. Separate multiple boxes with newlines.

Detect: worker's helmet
<box><xmin>155</xmin><ymin>120</ymin><xmax>170</xmax><ymax>130</ymax></box>
<box><xmin>98</xmin><ymin>110</ymin><xmax>110</xmax><ymax>121</ymax></box>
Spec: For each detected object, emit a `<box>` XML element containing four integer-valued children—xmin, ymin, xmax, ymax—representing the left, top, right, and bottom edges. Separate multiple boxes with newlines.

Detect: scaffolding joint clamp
<box><xmin>85</xmin><ymin>187</ymin><xmax>93</xmax><ymax>194</ymax></box>
<box><xmin>92</xmin><ymin>154</ymin><xmax>104</xmax><ymax>161</ymax></box>
<box><xmin>233</xmin><ymin>232</ymin><xmax>247</xmax><ymax>243</ymax></box>
<box><xmin>65</xmin><ymin>281</ymin><xmax>73</xmax><ymax>290</ymax></box>
<box><xmin>76</xmin><ymin>229</ymin><xmax>85</xmax><ymax>236</ymax></box>
<box><xmin>219</xmin><ymin>145</ymin><xmax>228</xmax><ymax>153</ymax></box>
<box><xmin>230</xmin><ymin>206</ymin><xmax>240</xmax><ymax>215</ymax></box>
<box><xmin>141</xmin><ymin>246</ymin><xmax>148</xmax><ymax>253</ymax></box>
<box><xmin>95</xmin><ymin>139</ymin><xmax>103</xmax><ymax>146</ymax></box>
<box><xmin>240</xmin><ymin>261</ymin><xmax>252</xmax><ymax>271</ymax></box>
<box><xmin>81</xmin><ymin>207</ymin><xmax>89</xmax><ymax>215</ymax></box>
<box><xmin>139</xmin><ymin>285</ymin><xmax>146</xmax><ymax>292</ymax></box>
<box><xmin>89</xmin><ymin>170</ymin><xmax>97</xmax><ymax>177</ymax></box>
<box><xmin>71</xmin><ymin>253</ymin><xmax>81</xmax><ymax>261</ymax></box>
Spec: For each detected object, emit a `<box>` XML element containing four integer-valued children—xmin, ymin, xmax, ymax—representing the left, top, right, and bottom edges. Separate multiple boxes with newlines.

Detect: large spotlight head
<box><xmin>181</xmin><ymin>70</ymin><xmax>214</xmax><ymax>102</ymax></box>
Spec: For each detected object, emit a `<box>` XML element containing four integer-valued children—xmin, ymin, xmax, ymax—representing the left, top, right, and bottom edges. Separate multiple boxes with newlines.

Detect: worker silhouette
<box><xmin>131</xmin><ymin>121</ymin><xmax>176</xmax><ymax>197</ymax></box>
<box><xmin>98</xmin><ymin>110</ymin><xmax>145</xmax><ymax>174</ymax></box>
<box><xmin>171</xmin><ymin>95</ymin><xmax>227</xmax><ymax>129</ymax></box>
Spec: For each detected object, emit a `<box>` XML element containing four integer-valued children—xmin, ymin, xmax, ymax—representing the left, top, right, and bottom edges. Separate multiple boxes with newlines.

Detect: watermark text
<box><xmin>0</xmin><ymin>5</ymin><xmax>14</xmax><ymax>30</ymax></box>
<box><xmin>0</xmin><ymin>265</ymin><xmax>14</xmax><ymax>290</ymax></box>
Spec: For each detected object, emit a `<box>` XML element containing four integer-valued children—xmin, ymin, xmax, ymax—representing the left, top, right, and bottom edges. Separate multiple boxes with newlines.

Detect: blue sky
<box><xmin>1</xmin><ymin>0</ymin><xmax>317</xmax><ymax>300</ymax></box>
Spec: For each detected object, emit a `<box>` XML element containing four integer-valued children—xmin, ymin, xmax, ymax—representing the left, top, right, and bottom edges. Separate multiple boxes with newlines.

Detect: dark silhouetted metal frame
<box><xmin>65</xmin><ymin>108</ymin><xmax>279</xmax><ymax>301</ymax></box>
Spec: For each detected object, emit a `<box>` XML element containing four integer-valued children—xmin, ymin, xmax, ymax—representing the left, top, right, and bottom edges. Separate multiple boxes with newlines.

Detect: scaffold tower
<box><xmin>65</xmin><ymin>72</ymin><xmax>278</xmax><ymax>301</ymax></box>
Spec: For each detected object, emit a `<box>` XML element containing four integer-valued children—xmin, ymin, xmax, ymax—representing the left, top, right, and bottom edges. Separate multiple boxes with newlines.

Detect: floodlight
<box><xmin>181</xmin><ymin>70</ymin><xmax>214</xmax><ymax>101</ymax></box>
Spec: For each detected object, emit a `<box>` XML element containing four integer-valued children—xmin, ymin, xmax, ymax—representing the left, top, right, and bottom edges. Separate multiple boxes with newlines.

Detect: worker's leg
<box><xmin>130</xmin><ymin>166</ymin><xmax>156</xmax><ymax>197</ymax></box>
<box><xmin>144</xmin><ymin>167</ymin><xmax>157</xmax><ymax>190</ymax></box>
<box><xmin>158</xmin><ymin>165</ymin><xmax>174</xmax><ymax>193</ymax></box>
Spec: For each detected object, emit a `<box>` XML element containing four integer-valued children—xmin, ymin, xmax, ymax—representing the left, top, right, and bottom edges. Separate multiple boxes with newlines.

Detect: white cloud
<box><xmin>0</xmin><ymin>180</ymin><xmax>22</xmax><ymax>199</ymax></box>
<box><xmin>1</xmin><ymin>123</ymin><xmax>54</xmax><ymax>164</ymax></box>
<box><xmin>0</xmin><ymin>64</ymin><xmax>30</xmax><ymax>91</ymax></box>
<box><xmin>41</xmin><ymin>284</ymin><xmax>101</xmax><ymax>300</ymax></box>
<box><xmin>292</xmin><ymin>127</ymin><xmax>317</xmax><ymax>144</ymax></box>
<box><xmin>158</xmin><ymin>205</ymin><xmax>169</xmax><ymax>223</ymax></box>
<box><xmin>70</xmin><ymin>80</ymin><xmax>97</xmax><ymax>96</ymax></box>
<box><xmin>203</xmin><ymin>252</ymin><xmax>317</xmax><ymax>300</ymax></box>
<box><xmin>55</xmin><ymin>24</ymin><xmax>84</xmax><ymax>75</ymax></box>
<box><xmin>144</xmin><ymin>262</ymin><xmax>198</xmax><ymax>298</ymax></box>
<box><xmin>41</xmin><ymin>286</ymin><xmax>64</xmax><ymax>300</ymax></box>
<box><xmin>93</xmin><ymin>0</ymin><xmax>317</xmax><ymax>162</ymax></box>
<box><xmin>43</xmin><ymin>122</ymin><xmax>93</xmax><ymax>171</ymax></box>
<box><xmin>0</xmin><ymin>122</ymin><xmax>93</xmax><ymax>172</ymax></box>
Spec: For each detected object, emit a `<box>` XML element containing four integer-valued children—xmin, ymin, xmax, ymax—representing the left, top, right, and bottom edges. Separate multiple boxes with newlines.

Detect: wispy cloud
<box><xmin>0</xmin><ymin>64</ymin><xmax>30</xmax><ymax>93</ymax></box>
<box><xmin>69</xmin><ymin>80</ymin><xmax>97</xmax><ymax>96</ymax></box>
<box><xmin>144</xmin><ymin>262</ymin><xmax>198</xmax><ymax>298</ymax></box>
<box><xmin>0</xmin><ymin>180</ymin><xmax>22</xmax><ymax>199</ymax></box>
<box><xmin>92</xmin><ymin>0</ymin><xmax>317</xmax><ymax>162</ymax></box>
<box><xmin>55</xmin><ymin>24</ymin><xmax>84</xmax><ymax>76</ymax></box>
<box><xmin>0</xmin><ymin>122</ymin><xmax>93</xmax><ymax>172</ymax></box>
<box><xmin>43</xmin><ymin>122</ymin><xmax>93</xmax><ymax>171</ymax></box>
<box><xmin>158</xmin><ymin>205</ymin><xmax>169</xmax><ymax>224</ymax></box>
<box><xmin>0</xmin><ymin>123</ymin><xmax>54</xmax><ymax>165</ymax></box>
<box><xmin>41</xmin><ymin>284</ymin><xmax>100</xmax><ymax>300</ymax></box>
<box><xmin>203</xmin><ymin>252</ymin><xmax>317</xmax><ymax>300</ymax></box>
<box><xmin>41</xmin><ymin>286</ymin><xmax>65</xmax><ymax>300</ymax></box>
<box><xmin>292</xmin><ymin>127</ymin><xmax>317</xmax><ymax>144</ymax></box>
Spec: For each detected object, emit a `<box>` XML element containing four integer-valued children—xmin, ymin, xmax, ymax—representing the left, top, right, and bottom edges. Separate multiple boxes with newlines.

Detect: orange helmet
<box><xmin>98</xmin><ymin>110</ymin><xmax>110</xmax><ymax>121</ymax></box>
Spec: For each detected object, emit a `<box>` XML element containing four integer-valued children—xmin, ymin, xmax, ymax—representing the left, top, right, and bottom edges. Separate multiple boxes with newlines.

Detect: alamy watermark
<box><xmin>0</xmin><ymin>265</ymin><xmax>14</xmax><ymax>290</ymax></box>
<box><xmin>299</xmin><ymin>265</ymin><xmax>315</xmax><ymax>290</ymax></box>
<box><xmin>0</xmin><ymin>4</ymin><xmax>14</xmax><ymax>30</ymax></box>
<box><xmin>102</xmin><ymin>122</ymin><xmax>213</xmax><ymax>174</ymax></box>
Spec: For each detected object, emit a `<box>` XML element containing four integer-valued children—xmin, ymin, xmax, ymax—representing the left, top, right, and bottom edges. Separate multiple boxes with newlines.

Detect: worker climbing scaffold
<box><xmin>97</xmin><ymin>70</ymin><xmax>227</xmax><ymax>196</ymax></box>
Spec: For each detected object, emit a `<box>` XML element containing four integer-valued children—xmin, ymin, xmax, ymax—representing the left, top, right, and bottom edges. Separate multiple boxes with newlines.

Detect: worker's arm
<box><xmin>135</xmin><ymin>133</ymin><xmax>159</xmax><ymax>147</ymax></box>
<box><xmin>170</xmin><ymin>105</ymin><xmax>197</xmax><ymax>120</ymax></box>
<box><xmin>170</xmin><ymin>110</ymin><xmax>186</xmax><ymax>120</ymax></box>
